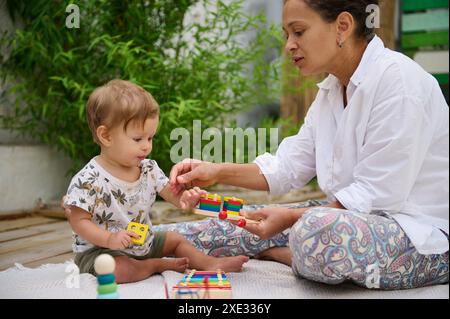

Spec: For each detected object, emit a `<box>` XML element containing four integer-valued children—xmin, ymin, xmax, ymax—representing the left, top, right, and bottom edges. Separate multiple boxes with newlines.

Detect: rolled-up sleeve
<box><xmin>335</xmin><ymin>94</ymin><xmax>431</xmax><ymax>213</ymax></box>
<box><xmin>254</xmin><ymin>105</ymin><xmax>317</xmax><ymax>195</ymax></box>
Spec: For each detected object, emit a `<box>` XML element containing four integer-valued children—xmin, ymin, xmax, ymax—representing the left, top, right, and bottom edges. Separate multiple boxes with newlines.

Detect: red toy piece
<box><xmin>218</xmin><ymin>211</ymin><xmax>228</xmax><ymax>220</ymax></box>
<box><xmin>237</xmin><ymin>219</ymin><xmax>246</xmax><ymax>228</ymax></box>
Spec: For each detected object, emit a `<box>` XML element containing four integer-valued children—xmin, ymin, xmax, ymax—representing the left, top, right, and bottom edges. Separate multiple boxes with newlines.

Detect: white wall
<box><xmin>0</xmin><ymin>145</ymin><xmax>73</xmax><ymax>212</ymax></box>
<box><xmin>0</xmin><ymin>0</ymin><xmax>73</xmax><ymax>213</ymax></box>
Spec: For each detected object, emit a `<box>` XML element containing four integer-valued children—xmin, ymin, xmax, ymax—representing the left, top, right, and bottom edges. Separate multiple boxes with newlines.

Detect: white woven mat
<box><xmin>0</xmin><ymin>259</ymin><xmax>448</xmax><ymax>299</ymax></box>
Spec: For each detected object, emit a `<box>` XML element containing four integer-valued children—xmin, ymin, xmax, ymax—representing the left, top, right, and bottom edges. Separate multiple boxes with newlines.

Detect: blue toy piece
<box><xmin>97</xmin><ymin>274</ymin><xmax>116</xmax><ymax>285</ymax></box>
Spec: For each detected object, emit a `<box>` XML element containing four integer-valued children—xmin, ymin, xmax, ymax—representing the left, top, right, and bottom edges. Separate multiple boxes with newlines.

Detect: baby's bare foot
<box><xmin>158</xmin><ymin>257</ymin><xmax>189</xmax><ymax>273</ymax></box>
<box><xmin>207</xmin><ymin>256</ymin><xmax>249</xmax><ymax>273</ymax></box>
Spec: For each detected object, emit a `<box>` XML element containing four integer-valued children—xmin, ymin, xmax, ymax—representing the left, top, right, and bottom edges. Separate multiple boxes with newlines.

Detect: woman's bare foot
<box><xmin>256</xmin><ymin>247</ymin><xmax>292</xmax><ymax>266</ymax></box>
<box><xmin>206</xmin><ymin>256</ymin><xmax>249</xmax><ymax>273</ymax></box>
<box><xmin>154</xmin><ymin>257</ymin><xmax>189</xmax><ymax>273</ymax></box>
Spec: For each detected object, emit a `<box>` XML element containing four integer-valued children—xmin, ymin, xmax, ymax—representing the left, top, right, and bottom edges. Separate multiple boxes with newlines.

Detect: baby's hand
<box><xmin>180</xmin><ymin>187</ymin><xmax>208</xmax><ymax>209</ymax></box>
<box><xmin>107</xmin><ymin>230</ymin><xmax>140</xmax><ymax>250</ymax></box>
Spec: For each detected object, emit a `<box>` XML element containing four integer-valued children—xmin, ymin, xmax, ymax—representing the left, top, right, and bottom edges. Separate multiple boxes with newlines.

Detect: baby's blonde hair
<box><xmin>86</xmin><ymin>80</ymin><xmax>160</xmax><ymax>145</ymax></box>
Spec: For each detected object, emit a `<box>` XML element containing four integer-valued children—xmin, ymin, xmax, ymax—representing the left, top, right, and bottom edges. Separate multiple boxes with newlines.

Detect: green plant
<box><xmin>1</xmin><ymin>0</ymin><xmax>283</xmax><ymax>174</ymax></box>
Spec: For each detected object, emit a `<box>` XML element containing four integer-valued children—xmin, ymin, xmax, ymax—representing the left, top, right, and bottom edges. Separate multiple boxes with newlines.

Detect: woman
<box><xmin>166</xmin><ymin>0</ymin><xmax>449</xmax><ymax>290</ymax></box>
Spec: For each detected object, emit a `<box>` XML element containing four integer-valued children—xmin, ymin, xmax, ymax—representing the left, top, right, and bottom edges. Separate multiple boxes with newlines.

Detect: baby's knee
<box><xmin>166</xmin><ymin>231</ymin><xmax>186</xmax><ymax>244</ymax></box>
<box><xmin>163</xmin><ymin>231</ymin><xmax>188</xmax><ymax>253</ymax></box>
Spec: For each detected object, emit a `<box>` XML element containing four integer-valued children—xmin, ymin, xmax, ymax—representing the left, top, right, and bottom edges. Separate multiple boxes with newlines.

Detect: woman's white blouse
<box><xmin>255</xmin><ymin>35</ymin><xmax>449</xmax><ymax>255</ymax></box>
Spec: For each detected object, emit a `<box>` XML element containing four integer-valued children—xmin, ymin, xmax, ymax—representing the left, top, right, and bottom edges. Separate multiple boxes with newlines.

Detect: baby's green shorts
<box><xmin>74</xmin><ymin>231</ymin><xmax>167</xmax><ymax>275</ymax></box>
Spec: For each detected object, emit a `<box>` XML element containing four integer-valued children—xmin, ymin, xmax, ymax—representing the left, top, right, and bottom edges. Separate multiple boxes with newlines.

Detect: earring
<box><xmin>338</xmin><ymin>41</ymin><xmax>344</xmax><ymax>48</ymax></box>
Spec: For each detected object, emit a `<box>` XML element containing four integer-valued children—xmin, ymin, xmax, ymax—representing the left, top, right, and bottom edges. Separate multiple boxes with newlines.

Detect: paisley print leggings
<box><xmin>154</xmin><ymin>200</ymin><xmax>449</xmax><ymax>290</ymax></box>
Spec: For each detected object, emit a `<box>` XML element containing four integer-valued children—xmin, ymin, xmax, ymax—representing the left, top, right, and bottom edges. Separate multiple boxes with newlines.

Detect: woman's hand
<box><xmin>179</xmin><ymin>187</ymin><xmax>208</xmax><ymax>209</ymax></box>
<box><xmin>169</xmin><ymin>159</ymin><xmax>219</xmax><ymax>195</ymax></box>
<box><xmin>235</xmin><ymin>207</ymin><xmax>307</xmax><ymax>240</ymax></box>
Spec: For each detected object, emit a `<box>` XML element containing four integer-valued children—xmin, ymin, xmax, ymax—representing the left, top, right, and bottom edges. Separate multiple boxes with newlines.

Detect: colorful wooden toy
<box><xmin>172</xmin><ymin>269</ymin><xmax>232</xmax><ymax>299</ymax></box>
<box><xmin>198</xmin><ymin>193</ymin><xmax>222</xmax><ymax>212</ymax></box>
<box><xmin>94</xmin><ymin>254</ymin><xmax>119</xmax><ymax>299</ymax></box>
<box><xmin>223</xmin><ymin>196</ymin><xmax>244</xmax><ymax>216</ymax></box>
<box><xmin>195</xmin><ymin>193</ymin><xmax>259</xmax><ymax>225</ymax></box>
<box><xmin>127</xmin><ymin>222</ymin><xmax>149</xmax><ymax>245</ymax></box>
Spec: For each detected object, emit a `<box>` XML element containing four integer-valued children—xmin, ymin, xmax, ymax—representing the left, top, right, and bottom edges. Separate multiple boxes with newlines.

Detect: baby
<box><xmin>63</xmin><ymin>80</ymin><xmax>248</xmax><ymax>283</ymax></box>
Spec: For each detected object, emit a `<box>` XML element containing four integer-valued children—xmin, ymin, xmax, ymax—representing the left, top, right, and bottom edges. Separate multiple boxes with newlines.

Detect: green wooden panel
<box><xmin>403</xmin><ymin>0</ymin><xmax>449</xmax><ymax>12</ymax></box>
<box><xmin>402</xmin><ymin>31</ymin><xmax>449</xmax><ymax>49</ymax></box>
<box><xmin>402</xmin><ymin>10</ymin><xmax>449</xmax><ymax>32</ymax></box>
<box><xmin>433</xmin><ymin>73</ymin><xmax>449</xmax><ymax>85</ymax></box>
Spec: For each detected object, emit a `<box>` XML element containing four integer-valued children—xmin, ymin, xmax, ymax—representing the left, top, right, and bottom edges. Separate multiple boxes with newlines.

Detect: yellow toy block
<box><xmin>224</xmin><ymin>196</ymin><xmax>244</xmax><ymax>204</ymax></box>
<box><xmin>127</xmin><ymin>222</ymin><xmax>149</xmax><ymax>245</ymax></box>
<box><xmin>202</xmin><ymin>193</ymin><xmax>222</xmax><ymax>201</ymax></box>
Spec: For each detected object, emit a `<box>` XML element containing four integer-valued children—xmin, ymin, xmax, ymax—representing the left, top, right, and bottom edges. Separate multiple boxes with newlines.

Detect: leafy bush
<box><xmin>1</xmin><ymin>0</ymin><xmax>282</xmax><ymax>174</ymax></box>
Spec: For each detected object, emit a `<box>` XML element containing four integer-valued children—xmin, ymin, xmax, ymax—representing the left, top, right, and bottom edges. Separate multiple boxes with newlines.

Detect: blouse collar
<box><xmin>317</xmin><ymin>35</ymin><xmax>385</xmax><ymax>90</ymax></box>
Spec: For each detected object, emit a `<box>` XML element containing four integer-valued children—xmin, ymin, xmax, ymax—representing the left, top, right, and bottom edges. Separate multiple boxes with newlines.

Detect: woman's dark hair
<box><xmin>285</xmin><ymin>0</ymin><xmax>380</xmax><ymax>41</ymax></box>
